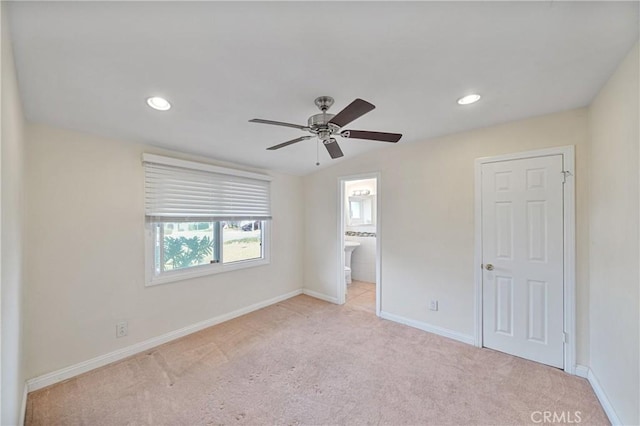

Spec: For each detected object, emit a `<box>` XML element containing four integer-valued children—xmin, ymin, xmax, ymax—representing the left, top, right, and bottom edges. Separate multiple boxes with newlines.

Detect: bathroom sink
<box><xmin>344</xmin><ymin>241</ymin><xmax>360</xmax><ymax>264</ymax></box>
<box><xmin>344</xmin><ymin>241</ymin><xmax>361</xmax><ymax>285</ymax></box>
<box><xmin>344</xmin><ymin>241</ymin><xmax>361</xmax><ymax>249</ymax></box>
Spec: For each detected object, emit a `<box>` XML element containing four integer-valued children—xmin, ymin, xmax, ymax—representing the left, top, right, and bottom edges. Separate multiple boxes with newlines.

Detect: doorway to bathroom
<box><xmin>338</xmin><ymin>173</ymin><xmax>380</xmax><ymax>315</ymax></box>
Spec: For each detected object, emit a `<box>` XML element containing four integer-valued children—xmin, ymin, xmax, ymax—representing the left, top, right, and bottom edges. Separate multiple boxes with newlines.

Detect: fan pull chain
<box><xmin>316</xmin><ymin>139</ymin><xmax>320</xmax><ymax>166</ymax></box>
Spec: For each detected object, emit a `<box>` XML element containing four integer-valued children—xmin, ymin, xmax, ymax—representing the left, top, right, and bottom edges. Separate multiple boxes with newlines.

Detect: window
<box><xmin>143</xmin><ymin>154</ymin><xmax>271</xmax><ymax>285</ymax></box>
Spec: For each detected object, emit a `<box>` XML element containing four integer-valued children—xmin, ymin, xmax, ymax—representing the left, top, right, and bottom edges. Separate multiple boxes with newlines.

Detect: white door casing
<box><xmin>481</xmin><ymin>154</ymin><xmax>565</xmax><ymax>368</ymax></box>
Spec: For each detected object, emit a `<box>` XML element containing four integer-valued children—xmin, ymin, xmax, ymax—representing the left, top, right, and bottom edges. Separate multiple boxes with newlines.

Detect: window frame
<box><xmin>145</xmin><ymin>220</ymin><xmax>270</xmax><ymax>286</ymax></box>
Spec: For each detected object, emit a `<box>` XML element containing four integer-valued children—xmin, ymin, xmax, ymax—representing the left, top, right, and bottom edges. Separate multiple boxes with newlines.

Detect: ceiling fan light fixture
<box><xmin>146</xmin><ymin>96</ymin><xmax>171</xmax><ymax>111</ymax></box>
<box><xmin>457</xmin><ymin>94</ymin><xmax>481</xmax><ymax>105</ymax></box>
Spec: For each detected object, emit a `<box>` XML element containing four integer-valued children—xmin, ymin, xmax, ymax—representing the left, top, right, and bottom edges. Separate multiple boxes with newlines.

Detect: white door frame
<box><xmin>474</xmin><ymin>146</ymin><xmax>576</xmax><ymax>374</ymax></box>
<box><xmin>337</xmin><ymin>172</ymin><xmax>381</xmax><ymax>316</ymax></box>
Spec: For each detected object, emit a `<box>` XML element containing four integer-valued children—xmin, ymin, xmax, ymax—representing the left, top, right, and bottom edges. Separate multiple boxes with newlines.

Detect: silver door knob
<box><xmin>485</xmin><ymin>264</ymin><xmax>494</xmax><ymax>271</ymax></box>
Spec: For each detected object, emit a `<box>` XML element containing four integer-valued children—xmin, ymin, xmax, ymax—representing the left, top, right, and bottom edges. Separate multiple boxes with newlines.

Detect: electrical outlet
<box><xmin>429</xmin><ymin>300</ymin><xmax>438</xmax><ymax>311</ymax></box>
<box><xmin>116</xmin><ymin>321</ymin><xmax>128</xmax><ymax>338</ymax></box>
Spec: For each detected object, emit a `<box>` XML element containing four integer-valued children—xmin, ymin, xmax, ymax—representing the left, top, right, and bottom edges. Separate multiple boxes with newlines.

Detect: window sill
<box><xmin>145</xmin><ymin>258</ymin><xmax>270</xmax><ymax>287</ymax></box>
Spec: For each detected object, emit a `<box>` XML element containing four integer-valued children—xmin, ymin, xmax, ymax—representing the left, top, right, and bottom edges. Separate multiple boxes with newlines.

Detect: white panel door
<box><xmin>481</xmin><ymin>155</ymin><xmax>564</xmax><ymax>368</ymax></box>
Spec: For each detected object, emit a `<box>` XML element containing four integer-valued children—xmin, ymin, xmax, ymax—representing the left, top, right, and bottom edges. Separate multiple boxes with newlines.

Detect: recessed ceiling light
<box><xmin>146</xmin><ymin>96</ymin><xmax>171</xmax><ymax>111</ymax></box>
<box><xmin>457</xmin><ymin>94</ymin><xmax>481</xmax><ymax>105</ymax></box>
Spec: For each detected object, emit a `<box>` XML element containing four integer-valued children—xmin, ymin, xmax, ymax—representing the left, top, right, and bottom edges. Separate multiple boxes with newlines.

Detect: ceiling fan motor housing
<box><xmin>309</xmin><ymin>96</ymin><xmax>339</xmax><ymax>141</ymax></box>
<box><xmin>308</xmin><ymin>113</ymin><xmax>336</xmax><ymax>129</ymax></box>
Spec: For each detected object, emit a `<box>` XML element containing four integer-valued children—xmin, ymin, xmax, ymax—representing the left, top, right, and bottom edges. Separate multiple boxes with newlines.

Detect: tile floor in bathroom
<box><xmin>346</xmin><ymin>280</ymin><xmax>376</xmax><ymax>313</ymax></box>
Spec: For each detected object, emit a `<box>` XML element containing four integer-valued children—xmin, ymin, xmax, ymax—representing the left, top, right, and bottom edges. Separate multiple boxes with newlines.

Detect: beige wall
<box><xmin>587</xmin><ymin>43</ymin><xmax>639</xmax><ymax>425</ymax></box>
<box><xmin>304</xmin><ymin>109</ymin><xmax>591</xmax><ymax>362</ymax></box>
<box><xmin>24</xmin><ymin>124</ymin><xmax>305</xmax><ymax>378</ymax></box>
<box><xmin>1</xmin><ymin>5</ymin><xmax>27</xmax><ymax>424</ymax></box>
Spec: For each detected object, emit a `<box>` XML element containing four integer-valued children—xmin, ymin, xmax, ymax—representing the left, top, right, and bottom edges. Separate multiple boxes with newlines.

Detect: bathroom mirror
<box><xmin>348</xmin><ymin>195</ymin><xmax>376</xmax><ymax>226</ymax></box>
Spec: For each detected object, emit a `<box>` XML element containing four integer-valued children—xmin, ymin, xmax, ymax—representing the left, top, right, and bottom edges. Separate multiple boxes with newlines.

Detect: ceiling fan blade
<box><xmin>340</xmin><ymin>130</ymin><xmax>402</xmax><ymax>143</ymax></box>
<box><xmin>266</xmin><ymin>135</ymin><xmax>312</xmax><ymax>151</ymax></box>
<box><xmin>328</xmin><ymin>99</ymin><xmax>375</xmax><ymax>128</ymax></box>
<box><xmin>249</xmin><ymin>118</ymin><xmax>309</xmax><ymax>131</ymax></box>
<box><xmin>324</xmin><ymin>138</ymin><xmax>344</xmax><ymax>159</ymax></box>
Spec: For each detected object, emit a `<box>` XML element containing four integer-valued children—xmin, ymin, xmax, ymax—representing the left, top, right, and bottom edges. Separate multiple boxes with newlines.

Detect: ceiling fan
<box><xmin>249</xmin><ymin>96</ymin><xmax>402</xmax><ymax>161</ymax></box>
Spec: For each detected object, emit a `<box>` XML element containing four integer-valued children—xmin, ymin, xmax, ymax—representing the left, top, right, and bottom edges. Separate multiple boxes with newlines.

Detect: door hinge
<box><xmin>561</xmin><ymin>170</ymin><xmax>572</xmax><ymax>183</ymax></box>
<box><xmin>562</xmin><ymin>332</ymin><xmax>568</xmax><ymax>343</ymax></box>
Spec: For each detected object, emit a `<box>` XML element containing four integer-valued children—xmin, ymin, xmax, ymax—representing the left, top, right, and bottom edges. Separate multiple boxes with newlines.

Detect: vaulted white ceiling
<box><xmin>7</xmin><ymin>1</ymin><xmax>639</xmax><ymax>175</ymax></box>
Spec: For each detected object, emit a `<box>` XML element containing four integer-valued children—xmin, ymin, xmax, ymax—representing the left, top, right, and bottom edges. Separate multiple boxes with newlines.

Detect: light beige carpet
<box><xmin>26</xmin><ymin>290</ymin><xmax>608</xmax><ymax>425</ymax></box>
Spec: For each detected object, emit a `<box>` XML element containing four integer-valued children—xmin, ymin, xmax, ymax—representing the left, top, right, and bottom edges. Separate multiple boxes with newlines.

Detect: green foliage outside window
<box><xmin>163</xmin><ymin>235</ymin><xmax>214</xmax><ymax>270</ymax></box>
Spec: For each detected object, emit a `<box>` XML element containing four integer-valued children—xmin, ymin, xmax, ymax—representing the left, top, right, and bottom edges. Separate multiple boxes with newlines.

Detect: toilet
<box><xmin>344</xmin><ymin>241</ymin><xmax>360</xmax><ymax>285</ymax></box>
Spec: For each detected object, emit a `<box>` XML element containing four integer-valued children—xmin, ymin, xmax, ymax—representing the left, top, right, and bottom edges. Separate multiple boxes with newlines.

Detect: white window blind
<box><xmin>143</xmin><ymin>154</ymin><xmax>272</xmax><ymax>222</ymax></box>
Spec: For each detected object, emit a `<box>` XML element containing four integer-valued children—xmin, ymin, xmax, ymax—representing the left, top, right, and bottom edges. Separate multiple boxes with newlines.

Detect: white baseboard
<box><xmin>574</xmin><ymin>364</ymin><xmax>589</xmax><ymax>379</ymax></box>
<box><xmin>379</xmin><ymin>310</ymin><xmax>475</xmax><ymax>346</ymax></box>
<box><xmin>19</xmin><ymin>383</ymin><xmax>28</xmax><ymax>425</ymax></box>
<box><xmin>26</xmin><ymin>289</ymin><xmax>303</xmax><ymax>392</ymax></box>
<box><xmin>302</xmin><ymin>289</ymin><xmax>339</xmax><ymax>304</ymax></box>
<box><xmin>585</xmin><ymin>367</ymin><xmax>623</xmax><ymax>425</ymax></box>
<box><xmin>574</xmin><ymin>365</ymin><xmax>622</xmax><ymax>425</ymax></box>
